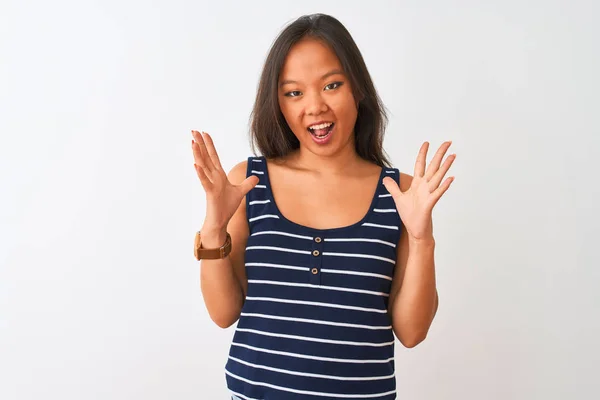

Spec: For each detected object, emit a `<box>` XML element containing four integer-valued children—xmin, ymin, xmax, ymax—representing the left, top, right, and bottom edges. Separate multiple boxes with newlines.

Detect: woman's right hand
<box><xmin>191</xmin><ymin>130</ymin><xmax>259</xmax><ymax>235</ymax></box>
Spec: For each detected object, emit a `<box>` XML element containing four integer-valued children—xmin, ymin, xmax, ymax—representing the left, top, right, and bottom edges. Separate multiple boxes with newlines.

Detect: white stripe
<box><xmin>323</xmin><ymin>251</ymin><xmax>395</xmax><ymax>265</ymax></box>
<box><xmin>246</xmin><ymin>246</ymin><xmax>311</xmax><ymax>255</ymax></box>
<box><xmin>229</xmin><ymin>356</ymin><xmax>395</xmax><ymax>381</ymax></box>
<box><xmin>385</xmin><ymin>170</ymin><xmax>396</xmax><ymax>173</ymax></box>
<box><xmin>251</xmin><ymin>230</ymin><xmax>313</xmax><ymax>240</ymax></box>
<box><xmin>230</xmin><ymin>342</ymin><xmax>394</xmax><ymax>363</ymax></box>
<box><xmin>248</xmin><ymin>214</ymin><xmax>279</xmax><ymax>222</ymax></box>
<box><xmin>378</xmin><ymin>194</ymin><xmax>392</xmax><ymax>198</ymax></box>
<box><xmin>321</xmin><ymin>268</ymin><xmax>392</xmax><ymax>281</ymax></box>
<box><xmin>324</xmin><ymin>238</ymin><xmax>396</xmax><ymax>248</ymax></box>
<box><xmin>244</xmin><ymin>296</ymin><xmax>387</xmax><ymax>313</ymax></box>
<box><xmin>255</xmin><ymin>184</ymin><xmax>266</xmax><ymax>188</ymax></box>
<box><xmin>248</xmin><ymin>199</ymin><xmax>270</xmax><ymax>205</ymax></box>
<box><xmin>248</xmin><ymin>279</ymin><xmax>389</xmax><ymax>297</ymax></box>
<box><xmin>229</xmin><ymin>390</ymin><xmax>259</xmax><ymax>400</ymax></box>
<box><xmin>245</xmin><ymin>263</ymin><xmax>309</xmax><ymax>272</ymax></box>
<box><xmin>373</xmin><ymin>208</ymin><xmax>397</xmax><ymax>213</ymax></box>
<box><xmin>240</xmin><ymin>313</ymin><xmax>391</xmax><ymax>330</ymax></box>
<box><xmin>235</xmin><ymin>328</ymin><xmax>393</xmax><ymax>346</ymax></box>
<box><xmin>250</xmin><ymin>170</ymin><xmax>264</xmax><ymax>174</ymax></box>
<box><xmin>362</xmin><ymin>222</ymin><xmax>398</xmax><ymax>231</ymax></box>
<box><xmin>251</xmin><ymin>159</ymin><xmax>262</xmax><ymax>162</ymax></box>
<box><xmin>225</xmin><ymin>369</ymin><xmax>396</xmax><ymax>398</ymax></box>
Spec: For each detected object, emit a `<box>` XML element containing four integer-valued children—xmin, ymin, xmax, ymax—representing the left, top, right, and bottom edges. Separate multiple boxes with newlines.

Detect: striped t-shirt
<box><xmin>225</xmin><ymin>155</ymin><xmax>403</xmax><ymax>400</ymax></box>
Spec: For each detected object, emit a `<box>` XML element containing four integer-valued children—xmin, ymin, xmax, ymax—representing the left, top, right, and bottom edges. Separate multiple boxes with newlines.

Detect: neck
<box><xmin>292</xmin><ymin>141</ymin><xmax>364</xmax><ymax>176</ymax></box>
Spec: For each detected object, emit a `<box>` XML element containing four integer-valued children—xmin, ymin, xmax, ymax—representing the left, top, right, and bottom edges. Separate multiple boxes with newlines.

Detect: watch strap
<box><xmin>194</xmin><ymin>231</ymin><xmax>232</xmax><ymax>260</ymax></box>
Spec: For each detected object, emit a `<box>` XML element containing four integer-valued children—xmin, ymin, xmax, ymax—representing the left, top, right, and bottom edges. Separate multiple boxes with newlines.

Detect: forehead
<box><xmin>279</xmin><ymin>38</ymin><xmax>342</xmax><ymax>80</ymax></box>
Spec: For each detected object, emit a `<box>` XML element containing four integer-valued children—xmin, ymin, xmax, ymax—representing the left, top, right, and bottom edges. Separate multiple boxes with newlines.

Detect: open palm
<box><xmin>383</xmin><ymin>141</ymin><xmax>455</xmax><ymax>241</ymax></box>
<box><xmin>191</xmin><ymin>130</ymin><xmax>259</xmax><ymax>230</ymax></box>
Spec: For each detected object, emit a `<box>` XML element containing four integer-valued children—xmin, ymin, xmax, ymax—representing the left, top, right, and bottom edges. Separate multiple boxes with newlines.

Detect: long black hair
<box><xmin>249</xmin><ymin>13</ymin><xmax>391</xmax><ymax>167</ymax></box>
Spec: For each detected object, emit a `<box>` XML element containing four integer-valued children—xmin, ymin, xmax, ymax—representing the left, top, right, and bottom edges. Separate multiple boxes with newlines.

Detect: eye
<box><xmin>284</xmin><ymin>90</ymin><xmax>302</xmax><ymax>97</ymax></box>
<box><xmin>324</xmin><ymin>81</ymin><xmax>343</xmax><ymax>91</ymax></box>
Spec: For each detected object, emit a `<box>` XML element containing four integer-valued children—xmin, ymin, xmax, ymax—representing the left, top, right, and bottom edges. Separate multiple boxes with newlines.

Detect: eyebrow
<box><xmin>279</xmin><ymin>69</ymin><xmax>345</xmax><ymax>88</ymax></box>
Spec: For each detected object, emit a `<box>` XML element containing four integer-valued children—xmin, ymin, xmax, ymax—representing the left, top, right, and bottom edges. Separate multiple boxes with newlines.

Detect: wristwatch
<box><xmin>194</xmin><ymin>231</ymin><xmax>232</xmax><ymax>260</ymax></box>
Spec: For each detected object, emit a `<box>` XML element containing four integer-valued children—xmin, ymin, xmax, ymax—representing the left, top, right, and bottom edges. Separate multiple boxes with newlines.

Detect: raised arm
<box><xmin>191</xmin><ymin>130</ymin><xmax>258</xmax><ymax>328</ymax></box>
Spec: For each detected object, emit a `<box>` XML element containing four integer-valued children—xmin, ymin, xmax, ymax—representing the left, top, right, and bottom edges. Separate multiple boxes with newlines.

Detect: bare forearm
<box><xmin>391</xmin><ymin>238</ymin><xmax>437</xmax><ymax>346</ymax></box>
<box><xmin>199</xmin><ymin>227</ymin><xmax>244</xmax><ymax>328</ymax></box>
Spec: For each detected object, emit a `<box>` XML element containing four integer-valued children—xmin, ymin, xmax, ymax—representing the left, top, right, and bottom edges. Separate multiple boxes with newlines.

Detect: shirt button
<box><xmin>315</xmin><ymin>237</ymin><xmax>322</xmax><ymax>243</ymax></box>
<box><xmin>312</xmin><ymin>250</ymin><xmax>320</xmax><ymax>256</ymax></box>
<box><xmin>311</xmin><ymin>267</ymin><xmax>319</xmax><ymax>275</ymax></box>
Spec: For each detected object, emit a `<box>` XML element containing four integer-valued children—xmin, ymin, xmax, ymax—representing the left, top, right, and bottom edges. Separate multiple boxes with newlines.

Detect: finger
<box><xmin>200</xmin><ymin>131</ymin><xmax>224</xmax><ymax>172</ymax></box>
<box><xmin>430</xmin><ymin>176</ymin><xmax>454</xmax><ymax>207</ymax></box>
<box><xmin>382</xmin><ymin>176</ymin><xmax>403</xmax><ymax>198</ymax></box>
<box><xmin>414</xmin><ymin>142</ymin><xmax>429</xmax><ymax>177</ymax></box>
<box><xmin>191</xmin><ymin>131</ymin><xmax>207</xmax><ymax>168</ymax></box>
<box><xmin>429</xmin><ymin>153</ymin><xmax>456</xmax><ymax>190</ymax></box>
<box><xmin>191</xmin><ymin>138</ymin><xmax>203</xmax><ymax>167</ymax></box>
<box><xmin>193</xmin><ymin>163</ymin><xmax>213</xmax><ymax>190</ymax></box>
<box><xmin>425</xmin><ymin>141</ymin><xmax>452</xmax><ymax>180</ymax></box>
<box><xmin>191</xmin><ymin>137</ymin><xmax>213</xmax><ymax>182</ymax></box>
<box><xmin>192</xmin><ymin>130</ymin><xmax>215</xmax><ymax>173</ymax></box>
<box><xmin>238</xmin><ymin>175</ymin><xmax>260</xmax><ymax>195</ymax></box>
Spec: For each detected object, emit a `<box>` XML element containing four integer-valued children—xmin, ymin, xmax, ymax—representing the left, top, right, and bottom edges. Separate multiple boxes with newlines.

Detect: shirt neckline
<box><xmin>260</xmin><ymin>156</ymin><xmax>387</xmax><ymax>234</ymax></box>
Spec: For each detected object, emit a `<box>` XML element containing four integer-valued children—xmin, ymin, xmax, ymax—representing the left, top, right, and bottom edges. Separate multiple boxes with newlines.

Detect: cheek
<box><xmin>332</xmin><ymin>96</ymin><xmax>358</xmax><ymax>126</ymax></box>
<box><xmin>278</xmin><ymin>99</ymin><xmax>297</xmax><ymax>125</ymax></box>
<box><xmin>278</xmin><ymin>100</ymin><xmax>307</xmax><ymax>138</ymax></box>
<box><xmin>279</xmin><ymin>98</ymin><xmax>299</xmax><ymax>118</ymax></box>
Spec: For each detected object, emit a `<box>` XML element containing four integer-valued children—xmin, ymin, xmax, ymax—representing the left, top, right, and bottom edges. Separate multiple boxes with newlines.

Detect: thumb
<box><xmin>382</xmin><ymin>176</ymin><xmax>403</xmax><ymax>198</ymax></box>
<box><xmin>239</xmin><ymin>175</ymin><xmax>260</xmax><ymax>195</ymax></box>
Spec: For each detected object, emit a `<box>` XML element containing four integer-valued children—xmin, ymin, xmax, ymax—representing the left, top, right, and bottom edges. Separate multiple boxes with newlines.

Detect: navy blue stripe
<box><xmin>236</xmin><ymin>313</ymin><xmax>394</xmax><ymax>344</ymax></box>
<box><xmin>245</xmin><ymin>281</ymin><xmax>390</xmax><ymax>311</ymax></box>
<box><xmin>240</xmin><ymin>300</ymin><xmax>392</xmax><ymax>329</ymax></box>
<box><xmin>227</xmin><ymin>347</ymin><xmax>395</xmax><ymax>384</ymax></box>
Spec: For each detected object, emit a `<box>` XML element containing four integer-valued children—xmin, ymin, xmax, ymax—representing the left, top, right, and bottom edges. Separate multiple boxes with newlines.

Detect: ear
<box><xmin>354</xmin><ymin>92</ymin><xmax>365</xmax><ymax>108</ymax></box>
<box><xmin>356</xmin><ymin>96</ymin><xmax>364</xmax><ymax>109</ymax></box>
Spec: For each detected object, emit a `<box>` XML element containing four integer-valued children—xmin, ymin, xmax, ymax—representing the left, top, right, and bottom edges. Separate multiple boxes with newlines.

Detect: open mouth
<box><xmin>307</xmin><ymin>122</ymin><xmax>335</xmax><ymax>139</ymax></box>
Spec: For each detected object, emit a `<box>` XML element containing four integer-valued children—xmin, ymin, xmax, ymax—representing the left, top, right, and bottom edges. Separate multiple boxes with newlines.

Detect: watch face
<box><xmin>194</xmin><ymin>232</ymin><xmax>203</xmax><ymax>260</ymax></box>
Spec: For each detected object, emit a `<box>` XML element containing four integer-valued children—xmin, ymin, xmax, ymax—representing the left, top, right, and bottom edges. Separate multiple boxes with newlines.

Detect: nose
<box><xmin>305</xmin><ymin>90</ymin><xmax>328</xmax><ymax>116</ymax></box>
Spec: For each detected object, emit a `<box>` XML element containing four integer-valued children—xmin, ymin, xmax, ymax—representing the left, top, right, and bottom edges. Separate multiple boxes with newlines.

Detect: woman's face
<box><xmin>278</xmin><ymin>38</ymin><xmax>358</xmax><ymax>157</ymax></box>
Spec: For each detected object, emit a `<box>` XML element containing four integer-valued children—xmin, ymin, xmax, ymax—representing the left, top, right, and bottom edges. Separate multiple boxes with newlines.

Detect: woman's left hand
<box><xmin>383</xmin><ymin>141</ymin><xmax>456</xmax><ymax>242</ymax></box>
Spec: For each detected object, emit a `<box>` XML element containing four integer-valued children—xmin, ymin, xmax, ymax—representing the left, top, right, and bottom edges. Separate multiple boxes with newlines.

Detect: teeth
<box><xmin>308</xmin><ymin>122</ymin><xmax>333</xmax><ymax>130</ymax></box>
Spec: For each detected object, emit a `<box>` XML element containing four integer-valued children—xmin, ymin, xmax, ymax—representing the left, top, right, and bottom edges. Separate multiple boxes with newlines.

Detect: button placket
<box><xmin>309</xmin><ymin>235</ymin><xmax>323</xmax><ymax>284</ymax></box>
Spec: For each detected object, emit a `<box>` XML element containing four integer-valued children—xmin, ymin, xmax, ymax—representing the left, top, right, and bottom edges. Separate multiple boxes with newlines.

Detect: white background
<box><xmin>1</xmin><ymin>0</ymin><xmax>599</xmax><ymax>399</ymax></box>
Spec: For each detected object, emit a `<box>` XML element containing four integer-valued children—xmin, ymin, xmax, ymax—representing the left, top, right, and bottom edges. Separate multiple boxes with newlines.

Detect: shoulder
<box><xmin>399</xmin><ymin>172</ymin><xmax>413</xmax><ymax>192</ymax></box>
<box><xmin>383</xmin><ymin>166</ymin><xmax>413</xmax><ymax>192</ymax></box>
<box><xmin>226</xmin><ymin>158</ymin><xmax>251</xmax><ymax>185</ymax></box>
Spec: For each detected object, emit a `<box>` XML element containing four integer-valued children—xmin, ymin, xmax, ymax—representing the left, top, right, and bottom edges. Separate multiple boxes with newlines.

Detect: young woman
<box><xmin>191</xmin><ymin>13</ymin><xmax>455</xmax><ymax>400</ymax></box>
